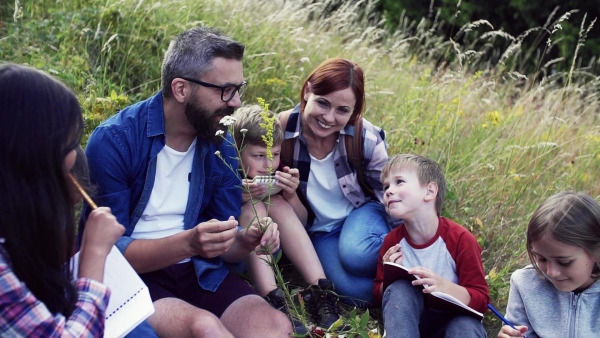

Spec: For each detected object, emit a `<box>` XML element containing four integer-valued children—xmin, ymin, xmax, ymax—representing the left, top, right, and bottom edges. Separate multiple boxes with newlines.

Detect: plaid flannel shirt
<box><xmin>1</xmin><ymin>246</ymin><xmax>110</xmax><ymax>337</ymax></box>
<box><xmin>281</xmin><ymin>104</ymin><xmax>389</xmax><ymax>229</ymax></box>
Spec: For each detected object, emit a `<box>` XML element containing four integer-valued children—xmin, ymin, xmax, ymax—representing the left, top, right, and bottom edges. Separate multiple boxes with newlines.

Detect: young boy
<box><xmin>231</xmin><ymin>105</ymin><xmax>342</xmax><ymax>334</ymax></box>
<box><xmin>373</xmin><ymin>154</ymin><xmax>489</xmax><ymax>338</ymax></box>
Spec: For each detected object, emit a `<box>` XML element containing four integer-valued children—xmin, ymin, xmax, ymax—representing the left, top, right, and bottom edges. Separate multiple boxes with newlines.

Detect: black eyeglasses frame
<box><xmin>180</xmin><ymin>77</ymin><xmax>247</xmax><ymax>102</ymax></box>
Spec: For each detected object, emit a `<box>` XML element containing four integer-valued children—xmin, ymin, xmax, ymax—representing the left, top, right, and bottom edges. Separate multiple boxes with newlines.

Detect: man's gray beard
<box><xmin>184</xmin><ymin>100</ymin><xmax>233</xmax><ymax>145</ymax></box>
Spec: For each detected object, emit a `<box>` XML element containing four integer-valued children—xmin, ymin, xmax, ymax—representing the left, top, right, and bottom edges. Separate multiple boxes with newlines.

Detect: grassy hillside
<box><xmin>2</xmin><ymin>0</ymin><xmax>600</xmax><ymax>336</ymax></box>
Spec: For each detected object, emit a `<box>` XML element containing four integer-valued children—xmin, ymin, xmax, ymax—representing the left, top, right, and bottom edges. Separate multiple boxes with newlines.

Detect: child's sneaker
<box><xmin>264</xmin><ymin>287</ymin><xmax>308</xmax><ymax>336</ymax></box>
<box><xmin>301</xmin><ymin>279</ymin><xmax>343</xmax><ymax>330</ymax></box>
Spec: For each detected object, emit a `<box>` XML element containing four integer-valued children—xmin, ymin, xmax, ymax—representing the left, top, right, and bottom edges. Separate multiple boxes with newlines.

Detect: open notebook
<box><xmin>383</xmin><ymin>261</ymin><xmax>483</xmax><ymax>321</ymax></box>
<box><xmin>72</xmin><ymin>246</ymin><xmax>155</xmax><ymax>338</ymax></box>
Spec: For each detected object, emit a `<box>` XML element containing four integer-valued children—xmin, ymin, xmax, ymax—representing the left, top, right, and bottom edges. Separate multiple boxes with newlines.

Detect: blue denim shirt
<box><xmin>82</xmin><ymin>91</ymin><xmax>242</xmax><ymax>292</ymax></box>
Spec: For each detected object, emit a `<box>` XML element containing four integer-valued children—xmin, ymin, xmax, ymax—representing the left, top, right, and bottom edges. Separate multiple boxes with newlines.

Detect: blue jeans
<box><xmin>311</xmin><ymin>201</ymin><xmax>390</xmax><ymax>308</ymax></box>
<box><xmin>124</xmin><ymin>320</ymin><xmax>158</xmax><ymax>338</ymax></box>
<box><xmin>382</xmin><ymin>280</ymin><xmax>486</xmax><ymax>338</ymax></box>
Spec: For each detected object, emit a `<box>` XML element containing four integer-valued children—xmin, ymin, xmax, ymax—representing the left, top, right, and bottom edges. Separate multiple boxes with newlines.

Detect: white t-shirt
<box><xmin>306</xmin><ymin>150</ymin><xmax>354</xmax><ymax>233</ymax></box>
<box><xmin>132</xmin><ymin>140</ymin><xmax>196</xmax><ymax>263</ymax></box>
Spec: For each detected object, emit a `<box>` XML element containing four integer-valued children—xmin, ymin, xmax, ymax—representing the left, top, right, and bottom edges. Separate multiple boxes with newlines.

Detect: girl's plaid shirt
<box><xmin>0</xmin><ymin>247</ymin><xmax>110</xmax><ymax>337</ymax></box>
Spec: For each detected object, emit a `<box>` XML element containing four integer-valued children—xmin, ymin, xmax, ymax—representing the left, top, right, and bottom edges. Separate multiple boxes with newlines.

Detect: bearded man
<box><xmin>82</xmin><ymin>27</ymin><xmax>291</xmax><ymax>338</ymax></box>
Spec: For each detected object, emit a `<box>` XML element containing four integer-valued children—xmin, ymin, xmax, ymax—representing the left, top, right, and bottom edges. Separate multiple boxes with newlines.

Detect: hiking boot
<box><xmin>264</xmin><ymin>287</ymin><xmax>308</xmax><ymax>336</ymax></box>
<box><xmin>301</xmin><ymin>278</ymin><xmax>343</xmax><ymax>330</ymax></box>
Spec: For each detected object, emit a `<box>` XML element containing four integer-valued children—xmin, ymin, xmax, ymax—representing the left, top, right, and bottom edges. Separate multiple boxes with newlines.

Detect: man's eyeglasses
<box><xmin>180</xmin><ymin>77</ymin><xmax>247</xmax><ymax>102</ymax></box>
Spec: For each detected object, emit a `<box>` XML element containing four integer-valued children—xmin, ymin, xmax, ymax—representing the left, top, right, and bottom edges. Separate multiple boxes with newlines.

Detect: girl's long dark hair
<box><xmin>0</xmin><ymin>64</ymin><xmax>83</xmax><ymax>315</ymax></box>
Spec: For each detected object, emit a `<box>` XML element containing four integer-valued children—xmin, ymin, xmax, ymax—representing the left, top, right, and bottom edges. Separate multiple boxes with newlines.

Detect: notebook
<box><xmin>72</xmin><ymin>246</ymin><xmax>155</xmax><ymax>338</ymax></box>
<box><xmin>383</xmin><ymin>261</ymin><xmax>483</xmax><ymax>320</ymax></box>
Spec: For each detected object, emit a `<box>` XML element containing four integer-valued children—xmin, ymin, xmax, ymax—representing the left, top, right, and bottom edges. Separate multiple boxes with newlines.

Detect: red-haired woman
<box><xmin>279</xmin><ymin>58</ymin><xmax>390</xmax><ymax>310</ymax></box>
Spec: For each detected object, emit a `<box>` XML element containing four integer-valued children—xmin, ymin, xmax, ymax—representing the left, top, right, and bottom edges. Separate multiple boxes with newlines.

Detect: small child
<box><xmin>231</xmin><ymin>105</ymin><xmax>342</xmax><ymax>333</ymax></box>
<box><xmin>498</xmin><ymin>191</ymin><xmax>600</xmax><ymax>338</ymax></box>
<box><xmin>373</xmin><ymin>154</ymin><xmax>489</xmax><ymax>338</ymax></box>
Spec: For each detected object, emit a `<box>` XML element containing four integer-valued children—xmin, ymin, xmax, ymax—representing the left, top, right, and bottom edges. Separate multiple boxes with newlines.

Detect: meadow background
<box><xmin>2</xmin><ymin>0</ymin><xmax>600</xmax><ymax>336</ymax></box>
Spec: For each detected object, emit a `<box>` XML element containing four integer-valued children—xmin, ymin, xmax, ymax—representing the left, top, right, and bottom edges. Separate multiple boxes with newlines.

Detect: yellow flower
<box><xmin>486</xmin><ymin>111</ymin><xmax>502</xmax><ymax>125</ymax></box>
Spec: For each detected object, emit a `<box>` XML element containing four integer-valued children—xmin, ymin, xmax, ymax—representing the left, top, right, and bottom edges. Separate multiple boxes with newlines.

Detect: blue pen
<box><xmin>487</xmin><ymin>304</ymin><xmax>526</xmax><ymax>337</ymax></box>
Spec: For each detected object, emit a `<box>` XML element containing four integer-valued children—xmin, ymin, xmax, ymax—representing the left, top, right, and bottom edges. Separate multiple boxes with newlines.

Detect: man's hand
<box><xmin>239</xmin><ymin>217</ymin><xmax>280</xmax><ymax>255</ymax></box>
<box><xmin>188</xmin><ymin>216</ymin><xmax>238</xmax><ymax>258</ymax></box>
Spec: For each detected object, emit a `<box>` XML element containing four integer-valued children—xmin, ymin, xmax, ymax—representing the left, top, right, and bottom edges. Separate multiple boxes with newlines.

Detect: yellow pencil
<box><xmin>68</xmin><ymin>173</ymin><xmax>98</xmax><ymax>210</ymax></box>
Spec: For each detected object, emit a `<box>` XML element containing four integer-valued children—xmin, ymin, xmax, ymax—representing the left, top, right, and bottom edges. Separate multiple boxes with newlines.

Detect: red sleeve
<box><xmin>441</xmin><ymin>218</ymin><xmax>490</xmax><ymax>314</ymax></box>
<box><xmin>373</xmin><ymin>227</ymin><xmax>404</xmax><ymax>306</ymax></box>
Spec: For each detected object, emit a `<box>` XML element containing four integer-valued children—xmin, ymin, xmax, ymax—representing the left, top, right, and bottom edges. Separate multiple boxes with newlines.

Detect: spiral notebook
<box><xmin>72</xmin><ymin>246</ymin><xmax>155</xmax><ymax>338</ymax></box>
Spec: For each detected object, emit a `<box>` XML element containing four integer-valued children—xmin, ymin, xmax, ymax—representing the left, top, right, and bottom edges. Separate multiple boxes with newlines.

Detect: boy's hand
<box><xmin>382</xmin><ymin>243</ymin><xmax>403</xmax><ymax>265</ymax></box>
<box><xmin>498</xmin><ymin>325</ymin><xmax>528</xmax><ymax>337</ymax></box>
<box><xmin>275</xmin><ymin>167</ymin><xmax>299</xmax><ymax>199</ymax></box>
<box><xmin>408</xmin><ymin>267</ymin><xmax>450</xmax><ymax>293</ymax></box>
<box><xmin>241</xmin><ymin>178</ymin><xmax>267</xmax><ymax>203</ymax></box>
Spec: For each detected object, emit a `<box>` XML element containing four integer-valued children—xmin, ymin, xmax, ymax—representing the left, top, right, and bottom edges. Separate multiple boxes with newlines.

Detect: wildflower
<box><xmin>240</xmin><ymin>128</ymin><xmax>248</xmax><ymax>134</ymax></box>
<box><xmin>257</xmin><ymin>97</ymin><xmax>275</xmax><ymax>171</ymax></box>
<box><xmin>486</xmin><ymin>111</ymin><xmax>502</xmax><ymax>125</ymax></box>
<box><xmin>219</xmin><ymin>115</ymin><xmax>236</xmax><ymax>126</ymax></box>
<box><xmin>215</xmin><ymin>130</ymin><xmax>225</xmax><ymax>136</ymax></box>
<box><xmin>214</xmin><ymin>150</ymin><xmax>221</xmax><ymax>157</ymax></box>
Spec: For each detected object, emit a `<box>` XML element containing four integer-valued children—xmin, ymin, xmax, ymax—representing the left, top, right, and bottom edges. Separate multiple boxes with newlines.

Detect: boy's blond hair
<box><xmin>381</xmin><ymin>154</ymin><xmax>446</xmax><ymax>215</ymax></box>
<box><xmin>232</xmin><ymin>104</ymin><xmax>283</xmax><ymax>148</ymax></box>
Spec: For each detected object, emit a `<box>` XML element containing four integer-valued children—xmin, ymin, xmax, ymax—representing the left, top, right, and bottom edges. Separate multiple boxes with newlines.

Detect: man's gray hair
<box><xmin>161</xmin><ymin>26</ymin><xmax>245</xmax><ymax>98</ymax></box>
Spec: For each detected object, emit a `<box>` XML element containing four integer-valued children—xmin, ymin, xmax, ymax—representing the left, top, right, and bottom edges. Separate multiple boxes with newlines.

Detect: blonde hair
<box><xmin>231</xmin><ymin>105</ymin><xmax>283</xmax><ymax>148</ymax></box>
<box><xmin>527</xmin><ymin>191</ymin><xmax>600</xmax><ymax>279</ymax></box>
<box><xmin>381</xmin><ymin>154</ymin><xmax>446</xmax><ymax>215</ymax></box>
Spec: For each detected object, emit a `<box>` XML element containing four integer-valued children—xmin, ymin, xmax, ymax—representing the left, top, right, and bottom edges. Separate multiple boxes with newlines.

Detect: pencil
<box><xmin>68</xmin><ymin>173</ymin><xmax>98</xmax><ymax>210</ymax></box>
<box><xmin>488</xmin><ymin>304</ymin><xmax>526</xmax><ymax>336</ymax></box>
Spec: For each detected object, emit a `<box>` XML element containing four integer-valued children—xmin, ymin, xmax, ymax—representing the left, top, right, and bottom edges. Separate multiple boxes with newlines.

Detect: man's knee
<box><xmin>189</xmin><ymin>313</ymin><xmax>230</xmax><ymax>337</ymax></box>
<box><xmin>223</xmin><ymin>295</ymin><xmax>292</xmax><ymax>336</ymax></box>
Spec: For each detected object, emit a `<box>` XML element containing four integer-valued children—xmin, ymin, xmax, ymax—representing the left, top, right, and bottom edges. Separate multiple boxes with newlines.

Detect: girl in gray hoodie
<box><xmin>499</xmin><ymin>191</ymin><xmax>600</xmax><ymax>338</ymax></box>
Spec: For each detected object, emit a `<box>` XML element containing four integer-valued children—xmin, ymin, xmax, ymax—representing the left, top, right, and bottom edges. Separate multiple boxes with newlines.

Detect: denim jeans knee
<box><xmin>311</xmin><ymin>228</ymin><xmax>375</xmax><ymax>307</ymax></box>
<box><xmin>339</xmin><ymin>201</ymin><xmax>389</xmax><ymax>277</ymax></box>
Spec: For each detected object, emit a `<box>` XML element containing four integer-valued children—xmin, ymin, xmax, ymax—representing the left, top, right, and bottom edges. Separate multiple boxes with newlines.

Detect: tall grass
<box><xmin>2</xmin><ymin>0</ymin><xmax>599</xmax><ymax>335</ymax></box>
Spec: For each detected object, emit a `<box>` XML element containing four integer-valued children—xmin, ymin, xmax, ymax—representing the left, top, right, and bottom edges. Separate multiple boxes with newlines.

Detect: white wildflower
<box><xmin>214</xmin><ymin>150</ymin><xmax>221</xmax><ymax>157</ymax></box>
<box><xmin>240</xmin><ymin>128</ymin><xmax>248</xmax><ymax>134</ymax></box>
<box><xmin>219</xmin><ymin>116</ymin><xmax>236</xmax><ymax>126</ymax></box>
<box><xmin>215</xmin><ymin>130</ymin><xmax>224</xmax><ymax>136</ymax></box>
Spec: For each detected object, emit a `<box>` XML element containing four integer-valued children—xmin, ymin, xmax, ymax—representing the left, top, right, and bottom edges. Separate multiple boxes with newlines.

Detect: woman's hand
<box><xmin>275</xmin><ymin>166</ymin><xmax>299</xmax><ymax>200</ymax></box>
<box><xmin>498</xmin><ymin>325</ymin><xmax>528</xmax><ymax>337</ymax></box>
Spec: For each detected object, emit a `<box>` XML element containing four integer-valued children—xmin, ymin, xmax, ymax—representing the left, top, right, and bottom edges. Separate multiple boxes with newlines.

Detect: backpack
<box><xmin>278</xmin><ymin>108</ymin><xmax>374</xmax><ymax>197</ymax></box>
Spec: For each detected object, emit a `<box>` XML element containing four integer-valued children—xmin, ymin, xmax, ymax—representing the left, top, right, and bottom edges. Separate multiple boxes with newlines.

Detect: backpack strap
<box><xmin>278</xmin><ymin>108</ymin><xmax>295</xmax><ymax>168</ymax></box>
<box><xmin>345</xmin><ymin>117</ymin><xmax>375</xmax><ymax>197</ymax></box>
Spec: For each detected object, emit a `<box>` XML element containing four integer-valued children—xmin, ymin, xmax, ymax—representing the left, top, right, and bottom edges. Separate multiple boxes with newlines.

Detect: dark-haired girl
<box><xmin>0</xmin><ymin>64</ymin><xmax>124</xmax><ymax>336</ymax></box>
